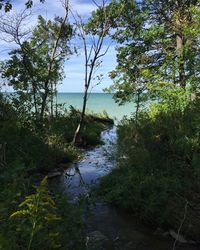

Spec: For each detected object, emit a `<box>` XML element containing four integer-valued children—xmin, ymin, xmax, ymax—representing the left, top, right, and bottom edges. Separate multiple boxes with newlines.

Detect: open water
<box><xmin>57</xmin><ymin>93</ymin><xmax>134</xmax><ymax>121</ymax></box>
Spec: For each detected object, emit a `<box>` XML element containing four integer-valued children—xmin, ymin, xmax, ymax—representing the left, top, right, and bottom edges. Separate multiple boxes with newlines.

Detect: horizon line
<box><xmin>1</xmin><ymin>91</ymin><xmax>113</xmax><ymax>94</ymax></box>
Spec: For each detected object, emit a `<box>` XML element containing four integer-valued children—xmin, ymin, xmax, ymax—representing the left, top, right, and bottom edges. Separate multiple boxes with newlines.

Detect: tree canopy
<box><xmin>1</xmin><ymin>13</ymin><xmax>73</xmax><ymax>119</ymax></box>
<box><xmin>104</xmin><ymin>0</ymin><xmax>200</xmax><ymax>108</ymax></box>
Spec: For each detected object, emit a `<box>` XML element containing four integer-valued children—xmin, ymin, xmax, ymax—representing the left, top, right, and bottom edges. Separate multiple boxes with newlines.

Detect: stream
<box><xmin>59</xmin><ymin>126</ymin><xmax>199</xmax><ymax>250</ymax></box>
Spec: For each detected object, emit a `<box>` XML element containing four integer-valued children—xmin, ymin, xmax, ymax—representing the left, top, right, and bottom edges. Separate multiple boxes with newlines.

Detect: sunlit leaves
<box><xmin>2</xmin><ymin>15</ymin><xmax>73</xmax><ymax>117</ymax></box>
<box><xmin>105</xmin><ymin>0</ymin><xmax>200</xmax><ymax>109</ymax></box>
<box><xmin>10</xmin><ymin>176</ymin><xmax>61</xmax><ymax>249</ymax></box>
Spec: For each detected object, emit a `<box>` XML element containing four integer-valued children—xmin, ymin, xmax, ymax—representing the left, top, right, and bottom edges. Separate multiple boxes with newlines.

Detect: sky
<box><xmin>0</xmin><ymin>0</ymin><xmax>117</xmax><ymax>92</ymax></box>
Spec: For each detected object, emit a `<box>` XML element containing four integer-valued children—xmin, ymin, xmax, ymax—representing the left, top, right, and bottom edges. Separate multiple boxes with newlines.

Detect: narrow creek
<box><xmin>58</xmin><ymin>126</ymin><xmax>199</xmax><ymax>250</ymax></box>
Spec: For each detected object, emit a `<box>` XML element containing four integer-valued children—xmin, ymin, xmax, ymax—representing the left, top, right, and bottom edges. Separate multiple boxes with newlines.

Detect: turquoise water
<box><xmin>57</xmin><ymin>93</ymin><xmax>135</xmax><ymax>120</ymax></box>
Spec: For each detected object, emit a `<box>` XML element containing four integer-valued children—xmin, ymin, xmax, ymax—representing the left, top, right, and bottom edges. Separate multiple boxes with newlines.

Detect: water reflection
<box><xmin>62</xmin><ymin>126</ymin><xmax>117</xmax><ymax>202</ymax></box>
<box><xmin>61</xmin><ymin>126</ymin><xmax>199</xmax><ymax>250</ymax></box>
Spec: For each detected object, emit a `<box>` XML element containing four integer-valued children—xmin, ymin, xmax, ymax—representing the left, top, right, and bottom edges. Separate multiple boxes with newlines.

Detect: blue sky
<box><xmin>0</xmin><ymin>0</ymin><xmax>117</xmax><ymax>92</ymax></box>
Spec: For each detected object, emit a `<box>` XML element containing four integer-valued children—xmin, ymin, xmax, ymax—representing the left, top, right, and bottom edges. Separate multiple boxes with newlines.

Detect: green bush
<box><xmin>98</xmin><ymin>97</ymin><xmax>200</xmax><ymax>240</ymax></box>
<box><xmin>0</xmin><ymin>175</ymin><xmax>85</xmax><ymax>250</ymax></box>
<box><xmin>0</xmin><ymin>95</ymin><xmax>108</xmax><ymax>249</ymax></box>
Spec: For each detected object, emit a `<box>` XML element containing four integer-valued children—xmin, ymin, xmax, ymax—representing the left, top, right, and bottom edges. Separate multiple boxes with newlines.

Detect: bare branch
<box><xmin>0</xmin><ymin>9</ymin><xmax>32</xmax><ymax>45</ymax></box>
<box><xmin>96</xmin><ymin>40</ymin><xmax>113</xmax><ymax>59</ymax></box>
<box><xmin>72</xmin><ymin>0</ymin><xmax>114</xmax><ymax>144</ymax></box>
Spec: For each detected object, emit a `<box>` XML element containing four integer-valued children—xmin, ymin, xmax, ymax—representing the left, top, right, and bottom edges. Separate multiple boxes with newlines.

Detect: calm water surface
<box><xmin>57</xmin><ymin>93</ymin><xmax>134</xmax><ymax>120</ymax></box>
<box><xmin>58</xmin><ymin>127</ymin><xmax>199</xmax><ymax>250</ymax></box>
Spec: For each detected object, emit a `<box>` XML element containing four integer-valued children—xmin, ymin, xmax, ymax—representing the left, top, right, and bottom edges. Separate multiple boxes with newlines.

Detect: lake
<box><xmin>57</xmin><ymin>93</ymin><xmax>135</xmax><ymax>121</ymax></box>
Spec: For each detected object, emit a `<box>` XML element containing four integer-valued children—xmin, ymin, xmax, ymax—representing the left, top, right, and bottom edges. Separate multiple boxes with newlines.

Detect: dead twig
<box><xmin>173</xmin><ymin>200</ymin><xmax>188</xmax><ymax>250</ymax></box>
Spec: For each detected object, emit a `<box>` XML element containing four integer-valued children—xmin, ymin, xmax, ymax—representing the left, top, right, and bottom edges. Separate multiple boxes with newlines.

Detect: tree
<box><xmin>105</xmin><ymin>0</ymin><xmax>146</xmax><ymax>120</ymax></box>
<box><xmin>141</xmin><ymin>0</ymin><xmax>200</xmax><ymax>89</ymax></box>
<box><xmin>1</xmin><ymin>0</ymin><xmax>72</xmax><ymax>119</ymax></box>
<box><xmin>0</xmin><ymin>0</ymin><xmax>45</xmax><ymax>12</ymax></box>
<box><xmin>106</xmin><ymin>0</ymin><xmax>200</xmax><ymax>113</ymax></box>
<box><xmin>71</xmin><ymin>0</ymin><xmax>116</xmax><ymax>144</ymax></box>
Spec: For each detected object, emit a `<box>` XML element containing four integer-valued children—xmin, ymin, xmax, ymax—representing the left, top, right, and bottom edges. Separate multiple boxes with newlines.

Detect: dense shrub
<box><xmin>0</xmin><ymin>174</ymin><xmax>85</xmax><ymax>250</ymax></box>
<box><xmin>0</xmin><ymin>95</ymin><xmax>111</xmax><ymax>249</ymax></box>
<box><xmin>98</xmin><ymin>97</ymin><xmax>200</xmax><ymax>240</ymax></box>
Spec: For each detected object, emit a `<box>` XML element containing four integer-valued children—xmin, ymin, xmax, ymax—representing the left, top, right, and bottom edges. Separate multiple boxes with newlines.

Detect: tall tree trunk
<box><xmin>40</xmin><ymin>88</ymin><xmax>49</xmax><ymax>119</ymax></box>
<box><xmin>32</xmin><ymin>83</ymin><xmax>38</xmax><ymax>117</ymax></box>
<box><xmin>50</xmin><ymin>81</ymin><xmax>54</xmax><ymax>117</ymax></box>
<box><xmin>176</xmin><ymin>14</ymin><xmax>185</xmax><ymax>88</ymax></box>
<box><xmin>55</xmin><ymin>83</ymin><xmax>58</xmax><ymax>117</ymax></box>
<box><xmin>135</xmin><ymin>91</ymin><xmax>140</xmax><ymax>123</ymax></box>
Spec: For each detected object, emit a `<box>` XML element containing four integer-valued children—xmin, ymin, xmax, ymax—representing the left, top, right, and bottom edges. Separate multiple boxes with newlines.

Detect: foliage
<box><xmin>0</xmin><ymin>2</ymin><xmax>115</xmax><ymax>249</ymax></box>
<box><xmin>0</xmin><ymin>161</ymin><xmax>31</xmax><ymax>250</ymax></box>
<box><xmin>64</xmin><ymin>106</ymin><xmax>110</xmax><ymax>146</ymax></box>
<box><xmin>1</xmin><ymin>14</ymin><xmax>73</xmax><ymax>119</ymax></box>
<box><xmin>71</xmin><ymin>0</ymin><xmax>116</xmax><ymax>144</ymax></box>
<box><xmin>0</xmin><ymin>0</ymin><xmax>45</xmax><ymax>12</ymax></box>
<box><xmin>0</xmin><ymin>168</ymin><xmax>85</xmax><ymax>249</ymax></box>
<box><xmin>10</xmin><ymin>176</ymin><xmax>61</xmax><ymax>250</ymax></box>
<box><xmin>0</xmin><ymin>93</ymin><xmax>109</xmax><ymax>248</ymax></box>
<box><xmin>98</xmin><ymin>92</ymin><xmax>200</xmax><ymax>239</ymax></box>
<box><xmin>96</xmin><ymin>1</ymin><xmax>200</xmax><ymax>239</ymax></box>
<box><xmin>104</xmin><ymin>0</ymin><xmax>200</xmax><ymax>110</ymax></box>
